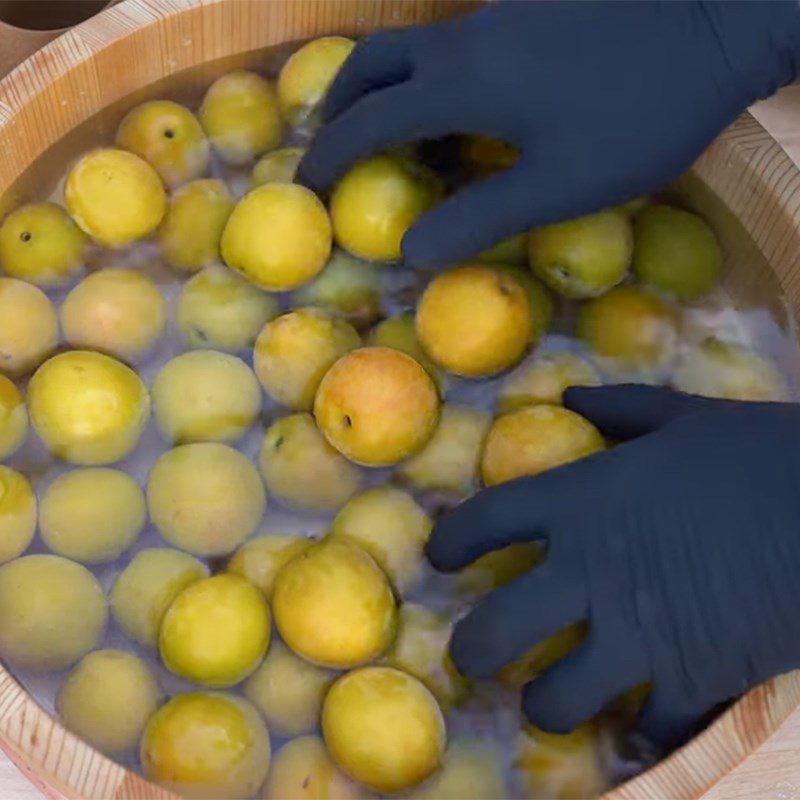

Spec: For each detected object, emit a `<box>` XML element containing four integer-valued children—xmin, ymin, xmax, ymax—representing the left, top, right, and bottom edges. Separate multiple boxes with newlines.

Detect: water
<box><xmin>3</xmin><ymin>59</ymin><xmax>800</xmax><ymax>800</ymax></box>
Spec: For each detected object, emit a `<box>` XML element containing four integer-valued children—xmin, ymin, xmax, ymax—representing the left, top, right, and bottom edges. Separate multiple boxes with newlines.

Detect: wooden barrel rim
<box><xmin>2</xmin><ymin>1</ymin><xmax>800</xmax><ymax>798</ymax></box>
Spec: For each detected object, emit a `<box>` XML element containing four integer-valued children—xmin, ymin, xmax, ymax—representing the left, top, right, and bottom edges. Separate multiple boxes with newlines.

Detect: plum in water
<box><xmin>314</xmin><ymin>347</ymin><xmax>440</xmax><ymax>467</ymax></box>
<box><xmin>529</xmin><ymin>209</ymin><xmax>632</xmax><ymax>299</ymax></box>
<box><xmin>244</xmin><ymin>640</ymin><xmax>335</xmax><ymax>737</ymax></box>
<box><xmin>273</xmin><ymin>538</ymin><xmax>397</xmax><ymax>669</ymax></box>
<box><xmin>633</xmin><ymin>205</ymin><xmax>722</xmax><ymax>300</ymax></box>
<box><xmin>322</xmin><ymin>666</ymin><xmax>446</xmax><ymax>794</ymax></box>
<box><xmin>0</xmin><ymin>375</ymin><xmax>27</xmax><ymax>459</ymax></box>
<box><xmin>0</xmin><ymin>466</ymin><xmax>36</xmax><ymax>564</ymax></box>
<box><xmin>0</xmin><ymin>278</ymin><xmax>59</xmax><ymax>377</ymax></box>
<box><xmin>199</xmin><ymin>70</ymin><xmax>283</xmax><ymax>164</ymax></box>
<box><xmin>177</xmin><ymin>264</ymin><xmax>279</xmax><ymax>352</ymax></box>
<box><xmin>159</xmin><ymin>573</ymin><xmax>270</xmax><ymax>687</ymax></box>
<box><xmin>0</xmin><ymin>202</ymin><xmax>88</xmax><ymax>286</ymax></box>
<box><xmin>40</xmin><ymin>468</ymin><xmax>145</xmax><ymax>563</ymax></box>
<box><xmin>65</xmin><ymin>148</ymin><xmax>167</xmax><ymax>247</ymax></box>
<box><xmin>254</xmin><ymin>307</ymin><xmax>360</xmax><ymax>412</ymax></box>
<box><xmin>277</xmin><ymin>37</ymin><xmax>355</xmax><ymax>124</ymax></box>
<box><xmin>28</xmin><ymin>350</ymin><xmax>150</xmax><ymax>465</ymax></box>
<box><xmin>152</xmin><ymin>350</ymin><xmax>261</xmax><ymax>444</ymax></box>
<box><xmin>110</xmin><ymin>547</ymin><xmax>209</xmax><ymax>648</ymax></box>
<box><xmin>259</xmin><ymin>413</ymin><xmax>362</xmax><ymax>513</ymax></box>
<box><xmin>331</xmin><ymin>155</ymin><xmax>440</xmax><ymax>262</ymax></box>
<box><xmin>0</xmin><ymin>554</ymin><xmax>107</xmax><ymax>671</ymax></box>
<box><xmin>416</xmin><ymin>265</ymin><xmax>533</xmax><ymax>377</ymax></box>
<box><xmin>222</xmin><ymin>183</ymin><xmax>332</xmax><ymax>290</ymax></box>
<box><xmin>159</xmin><ymin>179</ymin><xmax>235</xmax><ymax>273</ymax></box>
<box><xmin>116</xmin><ymin>100</ymin><xmax>210</xmax><ymax>188</ymax></box>
<box><xmin>147</xmin><ymin>443</ymin><xmax>266</xmax><ymax>556</ymax></box>
<box><xmin>481</xmin><ymin>405</ymin><xmax>604</xmax><ymax>487</ymax></box>
<box><xmin>141</xmin><ymin>692</ymin><xmax>271</xmax><ymax>799</ymax></box>
<box><xmin>330</xmin><ymin>487</ymin><xmax>432</xmax><ymax>593</ymax></box>
<box><xmin>56</xmin><ymin>649</ymin><xmax>162</xmax><ymax>757</ymax></box>
<box><xmin>60</xmin><ymin>267</ymin><xmax>166</xmax><ymax>363</ymax></box>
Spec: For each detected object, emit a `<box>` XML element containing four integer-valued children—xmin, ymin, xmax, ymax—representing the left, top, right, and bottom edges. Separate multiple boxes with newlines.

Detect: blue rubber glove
<box><xmin>426</xmin><ymin>385</ymin><xmax>800</xmax><ymax>745</ymax></box>
<box><xmin>299</xmin><ymin>1</ymin><xmax>800</xmax><ymax>268</ymax></box>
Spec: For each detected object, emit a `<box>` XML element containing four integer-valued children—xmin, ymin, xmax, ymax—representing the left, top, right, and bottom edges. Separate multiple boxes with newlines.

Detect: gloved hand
<box><xmin>299</xmin><ymin>1</ymin><xmax>800</xmax><ymax>268</ymax></box>
<box><xmin>426</xmin><ymin>385</ymin><xmax>800</xmax><ymax>744</ymax></box>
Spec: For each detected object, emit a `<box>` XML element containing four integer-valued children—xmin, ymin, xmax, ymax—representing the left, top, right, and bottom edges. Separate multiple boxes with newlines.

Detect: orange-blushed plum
<box><xmin>481</xmin><ymin>405</ymin><xmax>604</xmax><ymax>487</ymax></box>
<box><xmin>244</xmin><ymin>641</ymin><xmax>335</xmax><ymax>736</ymax></box>
<box><xmin>28</xmin><ymin>351</ymin><xmax>150</xmax><ymax>465</ymax></box>
<box><xmin>259</xmin><ymin>413</ymin><xmax>362</xmax><ymax>513</ymax></box>
<box><xmin>60</xmin><ymin>268</ymin><xmax>167</xmax><ymax>363</ymax></box>
<box><xmin>147</xmin><ymin>443</ymin><xmax>266</xmax><ymax>556</ymax></box>
<box><xmin>0</xmin><ymin>375</ymin><xmax>27</xmax><ymax>459</ymax></box>
<box><xmin>65</xmin><ymin>148</ymin><xmax>167</xmax><ymax>247</ymax></box>
<box><xmin>199</xmin><ymin>70</ymin><xmax>283</xmax><ymax>164</ymax></box>
<box><xmin>273</xmin><ymin>538</ymin><xmax>397</xmax><ymax>669</ymax></box>
<box><xmin>56</xmin><ymin>650</ymin><xmax>162</xmax><ymax>758</ymax></box>
<box><xmin>159</xmin><ymin>179</ymin><xmax>235</xmax><ymax>273</ymax></box>
<box><xmin>497</xmin><ymin>623</ymin><xmax>588</xmax><ymax>689</ymax></box>
<box><xmin>263</xmin><ymin>735</ymin><xmax>376</xmax><ymax>800</ymax></box>
<box><xmin>633</xmin><ymin>205</ymin><xmax>722</xmax><ymax>301</ymax></box>
<box><xmin>251</xmin><ymin>146</ymin><xmax>306</xmax><ymax>187</ymax></box>
<box><xmin>457</xmin><ymin>543</ymin><xmax>543</xmax><ymax>598</ymax></box>
<box><xmin>0</xmin><ymin>554</ymin><xmax>107</xmax><ymax>672</ymax></box>
<box><xmin>0</xmin><ymin>466</ymin><xmax>36</xmax><ymax>564</ymax></box>
<box><xmin>159</xmin><ymin>573</ymin><xmax>270</xmax><ymax>687</ymax></box>
<box><xmin>577</xmin><ymin>285</ymin><xmax>678</xmax><ymax>375</ymax></box>
<box><xmin>294</xmin><ymin>250</ymin><xmax>382</xmax><ymax>329</ymax></box>
<box><xmin>330</xmin><ymin>155</ymin><xmax>441</xmax><ymax>262</ymax></box>
<box><xmin>529</xmin><ymin>208</ymin><xmax>632</xmax><ymax>299</ymax></box>
<box><xmin>152</xmin><ymin>351</ymin><xmax>261</xmax><ymax>444</ymax></box>
<box><xmin>40</xmin><ymin>468</ymin><xmax>145</xmax><ymax>564</ymax></box>
<box><xmin>515</xmin><ymin>723</ymin><xmax>608</xmax><ymax>800</ymax></box>
<box><xmin>140</xmin><ymin>692</ymin><xmax>271</xmax><ymax>800</ymax></box>
<box><xmin>314</xmin><ymin>347</ymin><xmax>440</xmax><ymax>467</ymax></box>
<box><xmin>116</xmin><ymin>100</ymin><xmax>210</xmax><ymax>188</ymax></box>
<box><xmin>0</xmin><ymin>202</ymin><xmax>88</xmax><ymax>287</ymax></box>
<box><xmin>497</xmin><ymin>352</ymin><xmax>601</xmax><ymax>413</ymax></box>
<box><xmin>329</xmin><ymin>487</ymin><xmax>432</xmax><ymax>593</ymax></box>
<box><xmin>673</xmin><ymin>337</ymin><xmax>788</xmax><ymax>402</ymax></box>
<box><xmin>416</xmin><ymin>265</ymin><xmax>533</xmax><ymax>378</ymax></box>
<box><xmin>177</xmin><ymin>264</ymin><xmax>279</xmax><ymax>352</ymax></box>
<box><xmin>254</xmin><ymin>308</ymin><xmax>360</xmax><ymax>412</ymax></box>
<box><xmin>383</xmin><ymin>603</ymin><xmax>467</xmax><ymax>710</ymax></box>
<box><xmin>398</xmin><ymin>404</ymin><xmax>491</xmax><ymax>495</ymax></box>
<box><xmin>0</xmin><ymin>278</ymin><xmax>59</xmax><ymax>377</ymax></box>
<box><xmin>228</xmin><ymin>534</ymin><xmax>313</xmax><ymax>601</ymax></box>
<box><xmin>222</xmin><ymin>183</ymin><xmax>332</xmax><ymax>291</ymax></box>
<box><xmin>110</xmin><ymin>548</ymin><xmax>209</xmax><ymax>649</ymax></box>
<box><xmin>322</xmin><ymin>666</ymin><xmax>446</xmax><ymax>794</ymax></box>
<box><xmin>408</xmin><ymin>738</ymin><xmax>507</xmax><ymax>800</ymax></box>
<box><xmin>277</xmin><ymin>37</ymin><xmax>355</xmax><ymax>123</ymax></box>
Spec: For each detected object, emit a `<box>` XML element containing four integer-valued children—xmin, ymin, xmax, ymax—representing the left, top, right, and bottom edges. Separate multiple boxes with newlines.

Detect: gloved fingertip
<box><xmin>521</xmin><ymin>681</ymin><xmax>577</xmax><ymax>735</ymax></box>
<box><xmin>400</xmin><ymin>222</ymin><xmax>449</xmax><ymax>270</ymax></box>
<box><xmin>563</xmin><ymin>384</ymin><xmax>696</xmax><ymax>440</ymax></box>
<box><xmin>448</xmin><ymin>617</ymin><xmax>494</xmax><ymax>680</ymax></box>
<box><xmin>424</xmin><ymin>513</ymin><xmax>477</xmax><ymax>572</ymax></box>
<box><xmin>295</xmin><ymin>149</ymin><xmax>329</xmax><ymax>193</ymax></box>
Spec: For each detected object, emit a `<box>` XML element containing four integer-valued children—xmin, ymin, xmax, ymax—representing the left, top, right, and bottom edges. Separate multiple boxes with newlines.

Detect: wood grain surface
<box><xmin>2</xmin><ymin>3</ymin><xmax>800</xmax><ymax>800</ymax></box>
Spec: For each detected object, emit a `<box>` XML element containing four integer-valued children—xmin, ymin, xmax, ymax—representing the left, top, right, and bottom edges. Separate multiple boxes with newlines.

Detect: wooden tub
<box><xmin>1</xmin><ymin>1</ymin><xmax>800</xmax><ymax>798</ymax></box>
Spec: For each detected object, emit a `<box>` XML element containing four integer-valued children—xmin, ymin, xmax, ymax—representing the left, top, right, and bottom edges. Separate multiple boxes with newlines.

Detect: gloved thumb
<box><xmin>563</xmin><ymin>384</ymin><xmax>714</xmax><ymax>441</ymax></box>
